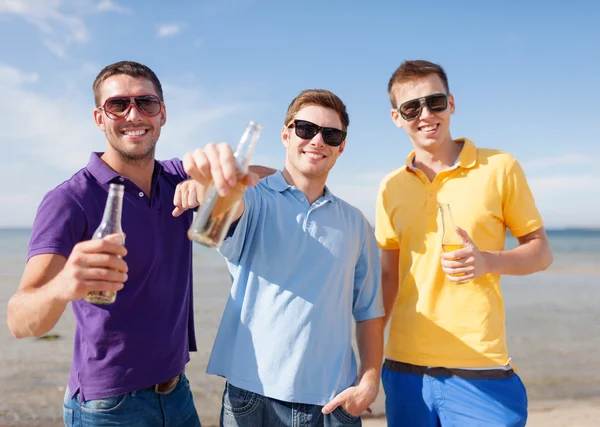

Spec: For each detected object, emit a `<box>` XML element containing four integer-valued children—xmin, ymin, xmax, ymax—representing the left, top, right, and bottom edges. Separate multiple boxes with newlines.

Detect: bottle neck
<box><xmin>101</xmin><ymin>187</ymin><xmax>124</xmax><ymax>226</ymax></box>
<box><xmin>235</xmin><ymin>122</ymin><xmax>262</xmax><ymax>174</ymax></box>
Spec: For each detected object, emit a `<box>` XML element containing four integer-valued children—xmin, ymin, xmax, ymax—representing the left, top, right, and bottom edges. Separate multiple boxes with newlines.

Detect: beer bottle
<box><xmin>439</xmin><ymin>203</ymin><xmax>466</xmax><ymax>278</ymax></box>
<box><xmin>188</xmin><ymin>121</ymin><xmax>262</xmax><ymax>247</ymax></box>
<box><xmin>85</xmin><ymin>183</ymin><xmax>125</xmax><ymax>304</ymax></box>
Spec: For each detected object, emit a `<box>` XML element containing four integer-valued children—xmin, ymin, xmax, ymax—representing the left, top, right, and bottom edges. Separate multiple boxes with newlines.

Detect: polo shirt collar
<box><xmin>265</xmin><ymin>170</ymin><xmax>336</xmax><ymax>203</ymax></box>
<box><xmin>405</xmin><ymin>138</ymin><xmax>478</xmax><ymax>171</ymax></box>
<box><xmin>86</xmin><ymin>152</ymin><xmax>165</xmax><ymax>185</ymax></box>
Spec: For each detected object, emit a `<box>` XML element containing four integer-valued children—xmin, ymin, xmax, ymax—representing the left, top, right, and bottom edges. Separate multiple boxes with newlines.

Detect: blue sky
<box><xmin>0</xmin><ymin>0</ymin><xmax>598</xmax><ymax>228</ymax></box>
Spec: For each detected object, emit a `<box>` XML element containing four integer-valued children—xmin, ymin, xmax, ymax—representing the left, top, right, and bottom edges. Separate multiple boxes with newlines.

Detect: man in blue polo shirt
<box><xmin>181</xmin><ymin>89</ymin><xmax>385</xmax><ymax>427</ymax></box>
<box><xmin>7</xmin><ymin>61</ymin><xmax>202</xmax><ymax>426</ymax></box>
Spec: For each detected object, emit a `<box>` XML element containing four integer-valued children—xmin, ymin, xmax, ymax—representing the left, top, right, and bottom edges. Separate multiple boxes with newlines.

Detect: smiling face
<box><xmin>282</xmin><ymin>105</ymin><xmax>345</xmax><ymax>181</ymax></box>
<box><xmin>93</xmin><ymin>74</ymin><xmax>166</xmax><ymax>163</ymax></box>
<box><xmin>390</xmin><ymin>73</ymin><xmax>455</xmax><ymax>154</ymax></box>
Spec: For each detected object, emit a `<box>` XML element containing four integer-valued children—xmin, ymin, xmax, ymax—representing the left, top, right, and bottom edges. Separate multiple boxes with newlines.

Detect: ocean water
<box><xmin>0</xmin><ymin>228</ymin><xmax>599</xmax><ymax>426</ymax></box>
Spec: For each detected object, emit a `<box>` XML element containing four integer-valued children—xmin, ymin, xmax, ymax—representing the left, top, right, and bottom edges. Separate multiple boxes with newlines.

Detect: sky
<box><xmin>0</xmin><ymin>0</ymin><xmax>599</xmax><ymax>229</ymax></box>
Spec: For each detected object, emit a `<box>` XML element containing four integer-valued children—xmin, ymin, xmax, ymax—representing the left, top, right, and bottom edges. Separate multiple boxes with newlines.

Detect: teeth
<box><xmin>304</xmin><ymin>152</ymin><xmax>324</xmax><ymax>159</ymax></box>
<box><xmin>421</xmin><ymin>125</ymin><xmax>437</xmax><ymax>132</ymax></box>
<box><xmin>124</xmin><ymin>130</ymin><xmax>146</xmax><ymax>136</ymax></box>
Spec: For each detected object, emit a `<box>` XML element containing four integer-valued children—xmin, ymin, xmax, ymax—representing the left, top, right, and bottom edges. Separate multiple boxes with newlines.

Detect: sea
<box><xmin>0</xmin><ymin>228</ymin><xmax>599</xmax><ymax>426</ymax></box>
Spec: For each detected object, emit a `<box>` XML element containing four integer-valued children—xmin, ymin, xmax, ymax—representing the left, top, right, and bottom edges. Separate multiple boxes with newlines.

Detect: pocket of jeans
<box><xmin>222</xmin><ymin>382</ymin><xmax>260</xmax><ymax>416</ymax></box>
<box><xmin>80</xmin><ymin>393</ymin><xmax>128</xmax><ymax>413</ymax></box>
<box><xmin>332</xmin><ymin>406</ymin><xmax>361</xmax><ymax>424</ymax></box>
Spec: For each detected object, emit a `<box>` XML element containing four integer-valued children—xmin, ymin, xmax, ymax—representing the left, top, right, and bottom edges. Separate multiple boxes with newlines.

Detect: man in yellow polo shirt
<box><xmin>375</xmin><ymin>59</ymin><xmax>554</xmax><ymax>427</ymax></box>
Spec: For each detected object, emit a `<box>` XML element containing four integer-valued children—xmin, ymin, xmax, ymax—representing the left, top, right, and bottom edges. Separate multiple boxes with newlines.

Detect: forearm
<box><xmin>7</xmin><ymin>283</ymin><xmax>67</xmax><ymax>338</ymax></box>
<box><xmin>356</xmin><ymin>317</ymin><xmax>384</xmax><ymax>388</ymax></box>
<box><xmin>382</xmin><ymin>276</ymin><xmax>398</xmax><ymax>326</ymax></box>
<box><xmin>484</xmin><ymin>236</ymin><xmax>553</xmax><ymax>276</ymax></box>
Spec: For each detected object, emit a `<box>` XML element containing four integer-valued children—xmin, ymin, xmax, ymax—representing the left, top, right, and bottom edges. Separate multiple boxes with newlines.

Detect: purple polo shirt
<box><xmin>28</xmin><ymin>152</ymin><xmax>197</xmax><ymax>401</ymax></box>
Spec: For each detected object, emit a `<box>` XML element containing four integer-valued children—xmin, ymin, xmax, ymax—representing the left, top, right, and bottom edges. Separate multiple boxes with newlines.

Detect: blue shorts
<box><xmin>382</xmin><ymin>360</ymin><xmax>528</xmax><ymax>427</ymax></box>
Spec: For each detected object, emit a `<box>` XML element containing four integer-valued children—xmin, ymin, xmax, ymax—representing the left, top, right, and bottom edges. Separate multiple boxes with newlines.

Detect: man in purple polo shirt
<box><xmin>7</xmin><ymin>61</ymin><xmax>202</xmax><ymax>426</ymax></box>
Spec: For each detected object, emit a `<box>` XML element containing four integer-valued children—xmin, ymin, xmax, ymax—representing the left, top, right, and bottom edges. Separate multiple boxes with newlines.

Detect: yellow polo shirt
<box><xmin>375</xmin><ymin>138</ymin><xmax>543</xmax><ymax>367</ymax></box>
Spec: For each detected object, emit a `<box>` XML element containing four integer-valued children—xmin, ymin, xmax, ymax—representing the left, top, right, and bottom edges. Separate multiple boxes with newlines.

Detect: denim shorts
<box><xmin>63</xmin><ymin>373</ymin><xmax>201</xmax><ymax>427</ymax></box>
<box><xmin>220</xmin><ymin>382</ymin><xmax>361</xmax><ymax>427</ymax></box>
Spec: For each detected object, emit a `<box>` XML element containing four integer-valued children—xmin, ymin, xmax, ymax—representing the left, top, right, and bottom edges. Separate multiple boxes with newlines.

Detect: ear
<box><xmin>93</xmin><ymin>108</ymin><xmax>106</xmax><ymax>131</ymax></box>
<box><xmin>337</xmin><ymin>138</ymin><xmax>346</xmax><ymax>155</ymax></box>
<box><xmin>160</xmin><ymin>103</ymin><xmax>167</xmax><ymax>126</ymax></box>
<box><xmin>281</xmin><ymin>125</ymin><xmax>290</xmax><ymax>148</ymax></box>
<box><xmin>448</xmin><ymin>93</ymin><xmax>456</xmax><ymax>116</ymax></box>
<box><xmin>390</xmin><ymin>108</ymin><xmax>405</xmax><ymax>129</ymax></box>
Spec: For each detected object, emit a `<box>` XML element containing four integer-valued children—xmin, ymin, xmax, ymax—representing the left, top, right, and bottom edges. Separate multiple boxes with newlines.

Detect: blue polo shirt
<box><xmin>207</xmin><ymin>171</ymin><xmax>384</xmax><ymax>406</ymax></box>
<box><xmin>28</xmin><ymin>152</ymin><xmax>197</xmax><ymax>401</ymax></box>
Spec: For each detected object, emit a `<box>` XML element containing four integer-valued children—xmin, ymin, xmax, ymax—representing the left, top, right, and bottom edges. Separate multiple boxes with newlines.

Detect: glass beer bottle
<box><xmin>187</xmin><ymin>121</ymin><xmax>262</xmax><ymax>247</ymax></box>
<box><xmin>439</xmin><ymin>203</ymin><xmax>465</xmax><ymax>278</ymax></box>
<box><xmin>85</xmin><ymin>183</ymin><xmax>125</xmax><ymax>304</ymax></box>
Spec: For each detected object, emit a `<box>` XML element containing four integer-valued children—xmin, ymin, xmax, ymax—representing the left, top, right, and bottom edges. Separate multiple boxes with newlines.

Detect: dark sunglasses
<box><xmin>396</xmin><ymin>93</ymin><xmax>448</xmax><ymax>121</ymax></box>
<box><xmin>287</xmin><ymin>119</ymin><xmax>347</xmax><ymax>147</ymax></box>
<box><xmin>99</xmin><ymin>95</ymin><xmax>162</xmax><ymax>119</ymax></box>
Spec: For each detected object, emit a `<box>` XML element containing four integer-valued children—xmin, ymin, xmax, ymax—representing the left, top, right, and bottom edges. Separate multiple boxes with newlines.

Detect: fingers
<box><xmin>172</xmin><ymin>206</ymin><xmax>185</xmax><ymax>217</ymax></box>
<box><xmin>183</xmin><ymin>149</ymin><xmax>211</xmax><ymax>185</ymax></box>
<box><xmin>71</xmin><ymin>252</ymin><xmax>128</xmax><ymax>272</ymax></box>
<box><xmin>74</xmin><ymin>267</ymin><xmax>128</xmax><ymax>283</ymax></box>
<box><xmin>322</xmin><ymin>393</ymin><xmax>345</xmax><ymax>415</ymax></box>
<box><xmin>183</xmin><ymin>143</ymin><xmax>239</xmax><ymax>197</ymax></box>
<box><xmin>80</xmin><ymin>280</ymin><xmax>125</xmax><ymax>294</ymax></box>
<box><xmin>456</xmin><ymin>227</ymin><xmax>474</xmax><ymax>245</ymax></box>
<box><xmin>75</xmin><ymin>237</ymin><xmax>127</xmax><ymax>257</ymax></box>
<box><xmin>241</xmin><ymin>172</ymin><xmax>259</xmax><ymax>187</ymax></box>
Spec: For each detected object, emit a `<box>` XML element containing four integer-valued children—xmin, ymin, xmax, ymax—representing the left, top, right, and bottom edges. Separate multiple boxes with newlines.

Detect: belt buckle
<box><xmin>154</xmin><ymin>374</ymin><xmax>180</xmax><ymax>395</ymax></box>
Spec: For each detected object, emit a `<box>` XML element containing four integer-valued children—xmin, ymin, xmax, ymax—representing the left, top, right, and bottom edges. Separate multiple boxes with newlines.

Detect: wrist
<box><xmin>358</xmin><ymin>374</ymin><xmax>379</xmax><ymax>395</ymax></box>
<box><xmin>482</xmin><ymin>250</ymin><xmax>499</xmax><ymax>275</ymax></box>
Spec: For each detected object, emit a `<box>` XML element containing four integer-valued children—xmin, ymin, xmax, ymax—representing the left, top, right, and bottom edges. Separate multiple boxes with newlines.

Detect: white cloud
<box><xmin>157</xmin><ymin>23</ymin><xmax>182</xmax><ymax>38</ymax></box>
<box><xmin>0</xmin><ymin>0</ymin><xmax>126</xmax><ymax>57</ymax></box>
<box><xmin>97</xmin><ymin>0</ymin><xmax>130</xmax><ymax>13</ymax></box>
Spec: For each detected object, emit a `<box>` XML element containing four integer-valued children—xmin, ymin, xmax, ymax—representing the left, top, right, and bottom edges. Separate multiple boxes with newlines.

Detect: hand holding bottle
<box><xmin>182</xmin><ymin>143</ymin><xmax>259</xmax><ymax>198</ymax></box>
<box><xmin>440</xmin><ymin>228</ymin><xmax>491</xmax><ymax>282</ymax></box>
<box><xmin>183</xmin><ymin>121</ymin><xmax>262</xmax><ymax>247</ymax></box>
<box><xmin>53</xmin><ymin>234</ymin><xmax>128</xmax><ymax>303</ymax></box>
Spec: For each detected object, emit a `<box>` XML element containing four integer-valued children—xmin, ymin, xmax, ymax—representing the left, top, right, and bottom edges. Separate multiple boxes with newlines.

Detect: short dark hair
<box><xmin>284</xmin><ymin>89</ymin><xmax>350</xmax><ymax>131</ymax></box>
<box><xmin>93</xmin><ymin>61</ymin><xmax>164</xmax><ymax>106</ymax></box>
<box><xmin>387</xmin><ymin>60</ymin><xmax>449</xmax><ymax>108</ymax></box>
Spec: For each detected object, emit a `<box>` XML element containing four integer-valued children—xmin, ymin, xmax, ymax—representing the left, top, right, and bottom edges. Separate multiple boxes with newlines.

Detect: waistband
<box><xmin>383</xmin><ymin>359</ymin><xmax>516</xmax><ymax>380</ymax></box>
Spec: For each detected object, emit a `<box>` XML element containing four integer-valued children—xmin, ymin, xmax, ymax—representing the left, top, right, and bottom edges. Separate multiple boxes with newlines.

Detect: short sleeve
<box><xmin>375</xmin><ymin>180</ymin><xmax>400</xmax><ymax>250</ymax></box>
<box><xmin>352</xmin><ymin>219</ymin><xmax>384</xmax><ymax>321</ymax></box>
<box><xmin>28</xmin><ymin>187</ymin><xmax>87</xmax><ymax>260</ymax></box>
<box><xmin>502</xmin><ymin>159</ymin><xmax>544</xmax><ymax>237</ymax></box>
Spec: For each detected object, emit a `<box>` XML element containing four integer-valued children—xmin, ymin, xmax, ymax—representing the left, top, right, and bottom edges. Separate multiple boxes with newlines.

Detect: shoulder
<box><xmin>332</xmin><ymin>196</ymin><xmax>373</xmax><ymax>231</ymax></box>
<box><xmin>475</xmin><ymin>148</ymin><xmax>519</xmax><ymax>170</ymax></box>
<box><xmin>379</xmin><ymin>166</ymin><xmax>411</xmax><ymax>190</ymax></box>
<box><xmin>41</xmin><ymin>168</ymin><xmax>95</xmax><ymax>209</ymax></box>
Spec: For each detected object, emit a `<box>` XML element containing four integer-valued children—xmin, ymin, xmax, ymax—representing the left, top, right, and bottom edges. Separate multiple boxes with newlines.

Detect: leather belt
<box><xmin>143</xmin><ymin>373</ymin><xmax>182</xmax><ymax>394</ymax></box>
<box><xmin>384</xmin><ymin>359</ymin><xmax>516</xmax><ymax>380</ymax></box>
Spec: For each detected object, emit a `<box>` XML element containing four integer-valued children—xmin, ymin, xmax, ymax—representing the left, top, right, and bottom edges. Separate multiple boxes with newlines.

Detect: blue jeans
<box><xmin>382</xmin><ymin>364</ymin><xmax>528</xmax><ymax>427</ymax></box>
<box><xmin>63</xmin><ymin>374</ymin><xmax>201</xmax><ymax>427</ymax></box>
<box><xmin>220</xmin><ymin>382</ymin><xmax>361</xmax><ymax>427</ymax></box>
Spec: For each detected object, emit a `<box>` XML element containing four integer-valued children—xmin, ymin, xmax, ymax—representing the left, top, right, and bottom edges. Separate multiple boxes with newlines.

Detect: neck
<box><xmin>101</xmin><ymin>149</ymin><xmax>155</xmax><ymax>196</ymax></box>
<box><xmin>412</xmin><ymin>137</ymin><xmax>462</xmax><ymax>181</ymax></box>
<box><xmin>281</xmin><ymin>167</ymin><xmax>327</xmax><ymax>205</ymax></box>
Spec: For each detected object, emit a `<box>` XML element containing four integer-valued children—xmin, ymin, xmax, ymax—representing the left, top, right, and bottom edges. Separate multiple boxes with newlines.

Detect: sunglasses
<box><xmin>396</xmin><ymin>93</ymin><xmax>448</xmax><ymax>121</ymax></box>
<box><xmin>287</xmin><ymin>119</ymin><xmax>347</xmax><ymax>147</ymax></box>
<box><xmin>99</xmin><ymin>95</ymin><xmax>162</xmax><ymax>119</ymax></box>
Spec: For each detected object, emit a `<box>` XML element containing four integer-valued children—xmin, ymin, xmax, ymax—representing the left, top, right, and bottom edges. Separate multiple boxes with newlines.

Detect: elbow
<box><xmin>541</xmin><ymin>250</ymin><xmax>554</xmax><ymax>272</ymax></box>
